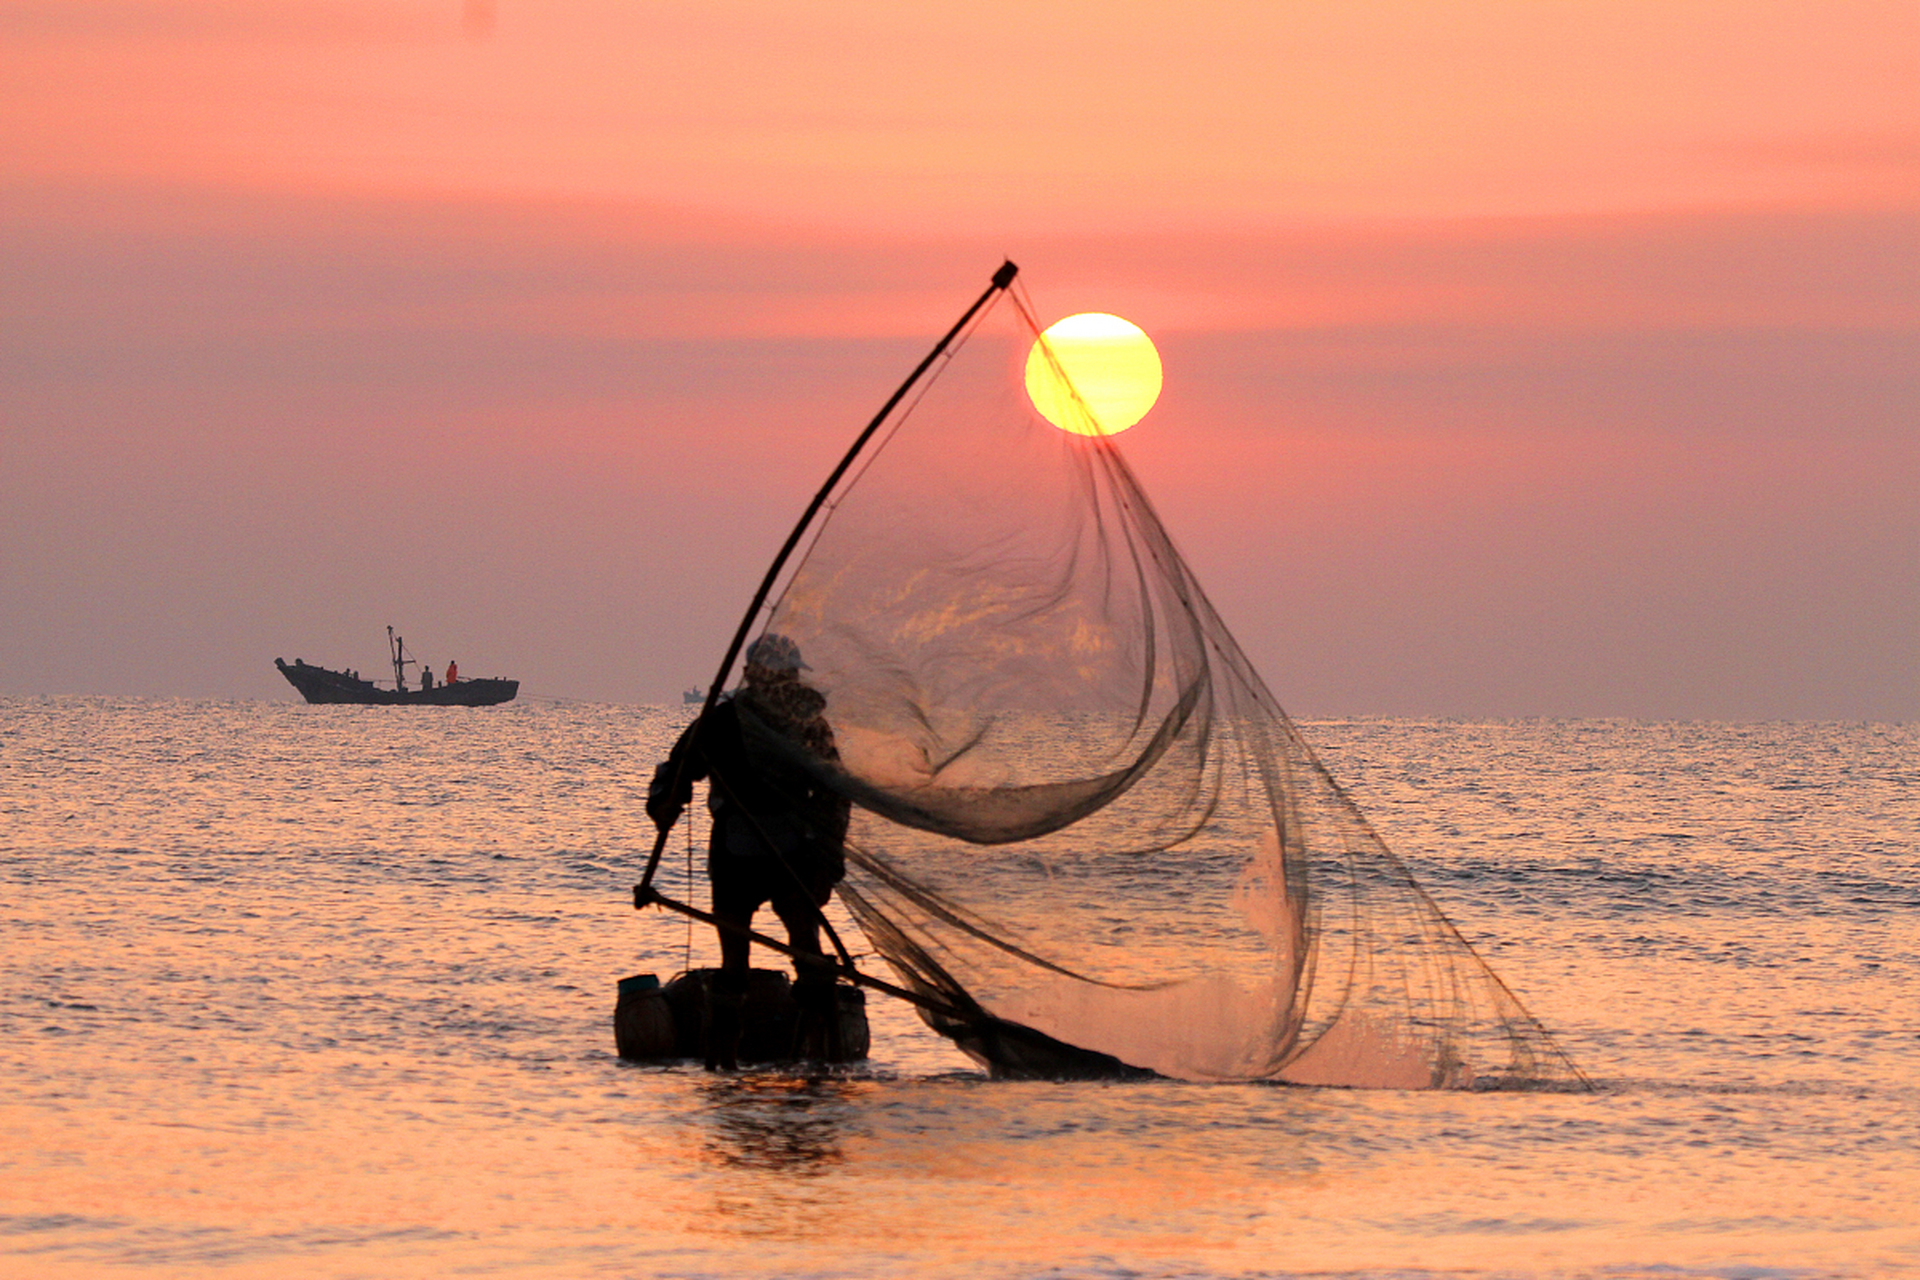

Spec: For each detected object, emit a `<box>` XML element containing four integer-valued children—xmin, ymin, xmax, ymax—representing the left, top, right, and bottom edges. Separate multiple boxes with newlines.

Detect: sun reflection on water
<box><xmin>1</xmin><ymin>700</ymin><xmax>1916</xmax><ymax>1277</ymax></box>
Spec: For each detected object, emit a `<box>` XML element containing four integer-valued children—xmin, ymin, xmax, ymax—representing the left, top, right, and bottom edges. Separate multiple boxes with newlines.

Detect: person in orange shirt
<box><xmin>445</xmin><ymin>659</ymin><xmax>459</xmax><ymax>684</ymax></box>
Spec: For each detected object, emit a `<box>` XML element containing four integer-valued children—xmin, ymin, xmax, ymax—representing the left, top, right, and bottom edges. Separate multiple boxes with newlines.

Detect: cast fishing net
<box><xmin>705</xmin><ymin>279</ymin><xmax>1584</xmax><ymax>1089</ymax></box>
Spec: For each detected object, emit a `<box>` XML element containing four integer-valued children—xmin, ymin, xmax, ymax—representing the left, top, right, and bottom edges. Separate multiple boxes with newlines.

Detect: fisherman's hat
<box><xmin>745</xmin><ymin>633</ymin><xmax>809</xmax><ymax>673</ymax></box>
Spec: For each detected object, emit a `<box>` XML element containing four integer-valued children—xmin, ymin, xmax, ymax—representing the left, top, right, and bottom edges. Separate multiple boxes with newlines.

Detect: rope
<box><xmin>683</xmin><ymin>813</ymin><xmax>694</xmax><ymax>973</ymax></box>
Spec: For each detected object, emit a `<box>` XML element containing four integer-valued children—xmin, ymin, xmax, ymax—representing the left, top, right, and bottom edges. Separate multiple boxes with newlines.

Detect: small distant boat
<box><xmin>683</xmin><ymin>688</ymin><xmax>704</xmax><ymax>705</ymax></box>
<box><xmin>275</xmin><ymin>627</ymin><xmax>518</xmax><ymax>706</ymax></box>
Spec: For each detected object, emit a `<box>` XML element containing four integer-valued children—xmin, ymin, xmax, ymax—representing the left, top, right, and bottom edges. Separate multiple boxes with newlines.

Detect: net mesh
<box><xmin>739</xmin><ymin>287</ymin><xmax>1584</xmax><ymax>1088</ymax></box>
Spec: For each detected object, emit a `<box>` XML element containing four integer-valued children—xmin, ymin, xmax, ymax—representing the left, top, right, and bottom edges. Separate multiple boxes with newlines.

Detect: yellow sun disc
<box><xmin>1024</xmin><ymin>313</ymin><xmax>1163</xmax><ymax>435</ymax></box>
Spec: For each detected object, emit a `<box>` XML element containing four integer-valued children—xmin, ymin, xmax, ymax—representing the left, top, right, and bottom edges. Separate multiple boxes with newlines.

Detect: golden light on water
<box><xmin>1024</xmin><ymin>313</ymin><xmax>1163</xmax><ymax>435</ymax></box>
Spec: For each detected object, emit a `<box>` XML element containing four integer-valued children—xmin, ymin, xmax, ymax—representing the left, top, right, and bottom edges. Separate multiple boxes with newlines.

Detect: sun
<box><xmin>1024</xmin><ymin>313</ymin><xmax>1163</xmax><ymax>435</ymax></box>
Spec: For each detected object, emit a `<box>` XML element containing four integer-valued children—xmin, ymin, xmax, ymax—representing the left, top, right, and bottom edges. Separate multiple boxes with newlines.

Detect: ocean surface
<box><xmin>2</xmin><ymin>699</ymin><xmax>1915</xmax><ymax>1279</ymax></box>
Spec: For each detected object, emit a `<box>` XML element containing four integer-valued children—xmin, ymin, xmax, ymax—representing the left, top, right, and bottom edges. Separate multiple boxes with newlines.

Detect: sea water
<box><xmin>2</xmin><ymin>699</ymin><xmax>1915</xmax><ymax>1279</ymax></box>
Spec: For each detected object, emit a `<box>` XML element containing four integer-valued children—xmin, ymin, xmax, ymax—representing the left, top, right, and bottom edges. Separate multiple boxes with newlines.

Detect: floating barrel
<box><xmin>614</xmin><ymin>968</ymin><xmax>869</xmax><ymax>1065</ymax></box>
<box><xmin>613</xmin><ymin>973</ymin><xmax>677</xmax><ymax>1058</ymax></box>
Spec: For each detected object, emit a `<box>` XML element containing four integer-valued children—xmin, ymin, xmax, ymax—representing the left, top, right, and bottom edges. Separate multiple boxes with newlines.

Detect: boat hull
<box><xmin>275</xmin><ymin>658</ymin><xmax>518</xmax><ymax>706</ymax></box>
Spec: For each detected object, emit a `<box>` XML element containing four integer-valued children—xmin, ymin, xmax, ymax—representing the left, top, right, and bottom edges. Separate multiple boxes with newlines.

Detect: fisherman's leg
<box><xmin>772</xmin><ymin>881</ymin><xmax>839</xmax><ymax>1060</ymax></box>
<box><xmin>705</xmin><ymin>861</ymin><xmax>761</xmax><ymax>1072</ymax></box>
<box><xmin>714</xmin><ymin>906</ymin><xmax>753</xmax><ymax>984</ymax></box>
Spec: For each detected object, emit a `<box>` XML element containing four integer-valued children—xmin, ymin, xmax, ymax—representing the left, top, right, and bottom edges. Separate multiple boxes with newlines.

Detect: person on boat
<box><xmin>421</xmin><ymin>666</ymin><xmax>434</xmax><ymax>692</ymax></box>
<box><xmin>645</xmin><ymin>633</ymin><xmax>851</xmax><ymax>1070</ymax></box>
<box><xmin>445</xmin><ymin>659</ymin><xmax>459</xmax><ymax>684</ymax></box>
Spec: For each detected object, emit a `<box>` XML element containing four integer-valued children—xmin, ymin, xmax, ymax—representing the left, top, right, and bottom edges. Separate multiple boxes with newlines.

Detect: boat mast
<box><xmin>387</xmin><ymin>625</ymin><xmax>415</xmax><ymax>691</ymax></box>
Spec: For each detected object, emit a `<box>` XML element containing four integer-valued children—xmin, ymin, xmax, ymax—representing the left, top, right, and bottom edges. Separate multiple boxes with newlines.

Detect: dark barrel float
<box><xmin>614</xmin><ymin>969</ymin><xmax>870</xmax><ymax>1065</ymax></box>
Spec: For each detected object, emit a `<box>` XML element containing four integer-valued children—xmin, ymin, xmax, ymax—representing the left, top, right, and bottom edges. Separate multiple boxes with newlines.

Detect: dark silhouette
<box><xmin>274</xmin><ymin>658</ymin><xmax>515</xmax><ymax>705</ymax></box>
<box><xmin>648</xmin><ymin>634</ymin><xmax>850</xmax><ymax>1069</ymax></box>
<box><xmin>273</xmin><ymin>629</ymin><xmax>514</xmax><ymax>705</ymax></box>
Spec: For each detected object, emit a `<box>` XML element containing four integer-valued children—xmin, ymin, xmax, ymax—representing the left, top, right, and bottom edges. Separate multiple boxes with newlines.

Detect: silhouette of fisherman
<box><xmin>646</xmin><ymin>634</ymin><xmax>851</xmax><ymax>1070</ymax></box>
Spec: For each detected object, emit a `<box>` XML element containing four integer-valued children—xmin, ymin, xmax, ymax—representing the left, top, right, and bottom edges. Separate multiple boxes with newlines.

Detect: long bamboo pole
<box><xmin>635</xmin><ymin>260</ymin><xmax>1018</xmax><ymax>895</ymax></box>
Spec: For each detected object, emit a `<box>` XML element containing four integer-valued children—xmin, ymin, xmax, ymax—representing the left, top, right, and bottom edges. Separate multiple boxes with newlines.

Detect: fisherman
<box><xmin>645</xmin><ymin>634</ymin><xmax>851</xmax><ymax>1070</ymax></box>
<box><xmin>420</xmin><ymin>666</ymin><xmax>434</xmax><ymax>691</ymax></box>
<box><xmin>445</xmin><ymin>659</ymin><xmax>459</xmax><ymax>684</ymax></box>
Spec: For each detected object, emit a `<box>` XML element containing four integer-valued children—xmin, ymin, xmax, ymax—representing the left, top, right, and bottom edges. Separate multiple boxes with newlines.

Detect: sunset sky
<box><xmin>3</xmin><ymin>0</ymin><xmax>1915</xmax><ymax>717</ymax></box>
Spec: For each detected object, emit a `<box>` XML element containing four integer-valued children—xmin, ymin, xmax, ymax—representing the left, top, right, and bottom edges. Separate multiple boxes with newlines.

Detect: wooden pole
<box><xmin>636</xmin><ymin>260</ymin><xmax>1018</xmax><ymax>895</ymax></box>
<box><xmin>634</xmin><ymin>884</ymin><xmax>971</xmax><ymax>1024</ymax></box>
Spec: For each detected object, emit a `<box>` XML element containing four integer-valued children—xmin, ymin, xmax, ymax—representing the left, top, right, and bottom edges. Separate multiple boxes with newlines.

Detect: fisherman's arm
<box><xmin>646</xmin><ymin>716</ymin><xmax>711</xmax><ymax>831</ymax></box>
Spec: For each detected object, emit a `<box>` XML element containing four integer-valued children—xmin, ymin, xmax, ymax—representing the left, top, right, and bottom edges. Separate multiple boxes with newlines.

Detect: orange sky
<box><xmin>7</xmin><ymin>1</ymin><xmax>1915</xmax><ymax>230</ymax></box>
<box><xmin>2</xmin><ymin>1</ymin><xmax>1915</xmax><ymax>714</ymax></box>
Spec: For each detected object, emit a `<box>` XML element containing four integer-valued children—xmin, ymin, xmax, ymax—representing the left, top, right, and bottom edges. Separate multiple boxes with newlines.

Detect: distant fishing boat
<box><xmin>275</xmin><ymin>627</ymin><xmax>518</xmax><ymax>706</ymax></box>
